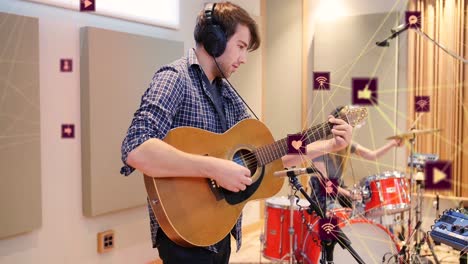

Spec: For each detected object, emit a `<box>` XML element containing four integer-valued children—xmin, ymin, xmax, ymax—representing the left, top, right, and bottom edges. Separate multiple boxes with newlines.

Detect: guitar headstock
<box><xmin>338</xmin><ymin>106</ymin><xmax>368</xmax><ymax>127</ymax></box>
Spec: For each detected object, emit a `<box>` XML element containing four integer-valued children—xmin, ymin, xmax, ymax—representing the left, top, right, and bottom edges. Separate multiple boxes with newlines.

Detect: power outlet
<box><xmin>97</xmin><ymin>230</ymin><xmax>114</xmax><ymax>253</ymax></box>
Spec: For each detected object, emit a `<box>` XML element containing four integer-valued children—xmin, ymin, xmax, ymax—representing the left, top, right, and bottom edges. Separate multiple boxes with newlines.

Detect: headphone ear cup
<box><xmin>203</xmin><ymin>24</ymin><xmax>227</xmax><ymax>57</ymax></box>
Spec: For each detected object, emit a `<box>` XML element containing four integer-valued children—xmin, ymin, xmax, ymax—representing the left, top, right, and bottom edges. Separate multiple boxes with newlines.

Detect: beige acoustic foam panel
<box><xmin>80</xmin><ymin>27</ymin><xmax>183</xmax><ymax>216</ymax></box>
<box><xmin>0</xmin><ymin>12</ymin><xmax>41</xmax><ymax>239</ymax></box>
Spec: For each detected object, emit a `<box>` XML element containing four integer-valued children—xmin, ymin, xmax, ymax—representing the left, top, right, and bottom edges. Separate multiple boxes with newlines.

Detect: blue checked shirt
<box><xmin>120</xmin><ymin>49</ymin><xmax>250</xmax><ymax>253</ymax></box>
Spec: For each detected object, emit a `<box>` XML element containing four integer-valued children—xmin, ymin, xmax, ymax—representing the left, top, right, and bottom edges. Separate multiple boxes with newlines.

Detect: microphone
<box><xmin>376</xmin><ymin>22</ymin><xmax>410</xmax><ymax>47</ymax></box>
<box><xmin>375</xmin><ymin>40</ymin><xmax>390</xmax><ymax>47</ymax></box>
<box><xmin>273</xmin><ymin>166</ymin><xmax>318</xmax><ymax>177</ymax></box>
<box><xmin>391</xmin><ymin>23</ymin><xmax>408</xmax><ymax>33</ymax></box>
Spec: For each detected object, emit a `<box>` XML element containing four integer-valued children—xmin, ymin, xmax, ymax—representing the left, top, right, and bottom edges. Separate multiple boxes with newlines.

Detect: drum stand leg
<box><xmin>460</xmin><ymin>251</ymin><xmax>467</xmax><ymax>264</ymax></box>
<box><xmin>408</xmin><ymin>178</ymin><xmax>441</xmax><ymax>263</ymax></box>
<box><xmin>287</xmin><ymin>190</ymin><xmax>296</xmax><ymax>264</ymax></box>
<box><xmin>320</xmin><ymin>240</ymin><xmax>336</xmax><ymax>264</ymax></box>
<box><xmin>400</xmin><ymin>179</ymin><xmax>441</xmax><ymax>264</ymax></box>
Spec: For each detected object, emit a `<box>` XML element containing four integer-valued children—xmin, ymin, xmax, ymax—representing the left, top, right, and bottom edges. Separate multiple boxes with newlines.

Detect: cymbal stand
<box><xmin>405</xmin><ymin>134</ymin><xmax>441</xmax><ymax>264</ymax></box>
<box><xmin>408</xmin><ymin>133</ymin><xmax>416</xmax><ymax>244</ymax></box>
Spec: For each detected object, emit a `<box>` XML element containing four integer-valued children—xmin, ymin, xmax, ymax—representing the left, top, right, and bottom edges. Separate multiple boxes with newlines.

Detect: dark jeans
<box><xmin>156</xmin><ymin>229</ymin><xmax>231</xmax><ymax>264</ymax></box>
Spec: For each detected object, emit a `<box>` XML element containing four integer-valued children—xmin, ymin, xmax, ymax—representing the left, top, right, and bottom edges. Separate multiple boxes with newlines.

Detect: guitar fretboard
<box><xmin>253</xmin><ymin>121</ymin><xmax>334</xmax><ymax>166</ymax></box>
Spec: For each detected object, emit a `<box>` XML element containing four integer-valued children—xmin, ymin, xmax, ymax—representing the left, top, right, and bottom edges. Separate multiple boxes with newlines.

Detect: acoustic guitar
<box><xmin>144</xmin><ymin>106</ymin><xmax>368</xmax><ymax>247</ymax></box>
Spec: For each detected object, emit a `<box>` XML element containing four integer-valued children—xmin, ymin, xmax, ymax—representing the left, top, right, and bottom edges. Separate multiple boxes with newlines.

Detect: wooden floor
<box><xmin>229</xmin><ymin>221</ymin><xmax>464</xmax><ymax>264</ymax></box>
<box><xmin>229</xmin><ymin>221</ymin><xmax>272</xmax><ymax>264</ymax></box>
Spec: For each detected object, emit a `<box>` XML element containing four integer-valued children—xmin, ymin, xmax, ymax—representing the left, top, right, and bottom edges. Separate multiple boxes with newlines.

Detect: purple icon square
<box><xmin>313</xmin><ymin>72</ymin><xmax>330</xmax><ymax>90</ymax></box>
<box><xmin>319</xmin><ymin>217</ymin><xmax>338</xmax><ymax>241</ymax></box>
<box><xmin>406</xmin><ymin>11</ymin><xmax>421</xmax><ymax>29</ymax></box>
<box><xmin>415</xmin><ymin>96</ymin><xmax>430</xmax><ymax>112</ymax></box>
<box><xmin>60</xmin><ymin>59</ymin><xmax>73</xmax><ymax>72</ymax></box>
<box><xmin>62</xmin><ymin>124</ymin><xmax>75</xmax><ymax>139</ymax></box>
<box><xmin>287</xmin><ymin>133</ymin><xmax>307</xmax><ymax>155</ymax></box>
<box><xmin>80</xmin><ymin>0</ymin><xmax>95</xmax><ymax>12</ymax></box>
<box><xmin>425</xmin><ymin>161</ymin><xmax>452</xmax><ymax>190</ymax></box>
<box><xmin>320</xmin><ymin>178</ymin><xmax>338</xmax><ymax>197</ymax></box>
<box><xmin>352</xmin><ymin>78</ymin><xmax>378</xmax><ymax>106</ymax></box>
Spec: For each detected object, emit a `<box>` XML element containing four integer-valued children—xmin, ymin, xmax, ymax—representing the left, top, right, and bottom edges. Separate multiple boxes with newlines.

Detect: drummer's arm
<box><xmin>312</xmin><ymin>161</ymin><xmax>354</xmax><ymax>199</ymax></box>
<box><xmin>338</xmin><ymin>187</ymin><xmax>351</xmax><ymax>197</ymax></box>
<box><xmin>311</xmin><ymin>160</ymin><xmax>327</xmax><ymax>179</ymax></box>
<box><xmin>354</xmin><ymin>139</ymin><xmax>402</xmax><ymax>160</ymax></box>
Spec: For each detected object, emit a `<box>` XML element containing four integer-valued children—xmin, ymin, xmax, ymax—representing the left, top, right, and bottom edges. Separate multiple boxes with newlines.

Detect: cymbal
<box><xmin>386</xmin><ymin>128</ymin><xmax>441</xmax><ymax>140</ymax></box>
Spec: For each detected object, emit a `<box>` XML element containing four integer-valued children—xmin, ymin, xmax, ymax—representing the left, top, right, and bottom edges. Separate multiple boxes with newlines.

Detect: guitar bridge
<box><xmin>207</xmin><ymin>179</ymin><xmax>224</xmax><ymax>201</ymax></box>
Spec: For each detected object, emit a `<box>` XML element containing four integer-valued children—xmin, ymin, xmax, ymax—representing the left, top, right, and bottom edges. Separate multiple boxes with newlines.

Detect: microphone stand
<box><xmin>286</xmin><ymin>171</ymin><xmax>365</xmax><ymax>264</ymax></box>
<box><xmin>376</xmin><ymin>25</ymin><xmax>409</xmax><ymax>47</ymax></box>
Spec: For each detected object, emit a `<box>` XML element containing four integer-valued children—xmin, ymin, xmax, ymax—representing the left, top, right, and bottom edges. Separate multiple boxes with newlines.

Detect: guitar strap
<box><xmin>199</xmin><ymin>72</ymin><xmax>228</xmax><ymax>131</ymax></box>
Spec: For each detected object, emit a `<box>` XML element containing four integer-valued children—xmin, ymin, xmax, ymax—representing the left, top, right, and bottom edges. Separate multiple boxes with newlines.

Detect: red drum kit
<box><xmin>261</xmin><ymin>128</ymin><xmax>443</xmax><ymax>263</ymax></box>
<box><xmin>262</xmin><ymin>171</ymin><xmax>407</xmax><ymax>263</ymax></box>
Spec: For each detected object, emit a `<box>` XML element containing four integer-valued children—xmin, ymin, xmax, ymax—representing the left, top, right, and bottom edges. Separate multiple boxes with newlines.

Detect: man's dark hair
<box><xmin>194</xmin><ymin>2</ymin><xmax>260</xmax><ymax>52</ymax></box>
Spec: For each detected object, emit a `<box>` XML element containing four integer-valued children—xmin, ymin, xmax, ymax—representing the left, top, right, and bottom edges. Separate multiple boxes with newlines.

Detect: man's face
<box><xmin>216</xmin><ymin>24</ymin><xmax>251</xmax><ymax>78</ymax></box>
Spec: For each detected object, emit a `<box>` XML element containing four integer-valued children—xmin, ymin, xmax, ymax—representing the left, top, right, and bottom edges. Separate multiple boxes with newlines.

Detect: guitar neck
<box><xmin>254</xmin><ymin>121</ymin><xmax>333</xmax><ymax>166</ymax></box>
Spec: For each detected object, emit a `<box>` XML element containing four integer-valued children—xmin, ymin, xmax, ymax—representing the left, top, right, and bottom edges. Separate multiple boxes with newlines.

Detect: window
<box><xmin>26</xmin><ymin>0</ymin><xmax>180</xmax><ymax>29</ymax></box>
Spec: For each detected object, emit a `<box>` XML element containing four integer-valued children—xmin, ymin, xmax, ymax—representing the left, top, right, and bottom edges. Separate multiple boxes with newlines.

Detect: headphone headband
<box><xmin>204</xmin><ymin>3</ymin><xmax>216</xmax><ymax>25</ymax></box>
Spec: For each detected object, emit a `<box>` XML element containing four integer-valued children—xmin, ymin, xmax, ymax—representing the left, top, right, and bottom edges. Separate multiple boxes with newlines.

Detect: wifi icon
<box><xmin>415</xmin><ymin>96</ymin><xmax>430</xmax><ymax>112</ymax></box>
<box><xmin>321</xmin><ymin>223</ymin><xmax>335</xmax><ymax>234</ymax></box>
<box><xmin>318</xmin><ymin>217</ymin><xmax>338</xmax><ymax>241</ymax></box>
<box><xmin>313</xmin><ymin>72</ymin><xmax>330</xmax><ymax>90</ymax></box>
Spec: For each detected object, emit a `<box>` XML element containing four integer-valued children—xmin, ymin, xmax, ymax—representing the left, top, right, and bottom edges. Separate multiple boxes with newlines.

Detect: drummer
<box><xmin>308</xmin><ymin>106</ymin><xmax>403</xmax><ymax>213</ymax></box>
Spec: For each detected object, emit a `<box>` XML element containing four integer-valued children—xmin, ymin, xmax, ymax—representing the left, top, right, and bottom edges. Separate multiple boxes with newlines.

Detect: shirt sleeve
<box><xmin>312</xmin><ymin>154</ymin><xmax>325</xmax><ymax>163</ymax></box>
<box><xmin>120</xmin><ymin>68</ymin><xmax>185</xmax><ymax>176</ymax></box>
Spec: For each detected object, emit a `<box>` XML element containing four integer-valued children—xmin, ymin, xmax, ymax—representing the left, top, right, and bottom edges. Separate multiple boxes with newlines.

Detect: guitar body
<box><xmin>144</xmin><ymin>119</ymin><xmax>285</xmax><ymax>247</ymax></box>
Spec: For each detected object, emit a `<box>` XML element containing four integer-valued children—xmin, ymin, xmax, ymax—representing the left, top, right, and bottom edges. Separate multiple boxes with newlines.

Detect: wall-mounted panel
<box><xmin>81</xmin><ymin>27</ymin><xmax>183</xmax><ymax>216</ymax></box>
<box><xmin>0</xmin><ymin>12</ymin><xmax>41</xmax><ymax>239</ymax></box>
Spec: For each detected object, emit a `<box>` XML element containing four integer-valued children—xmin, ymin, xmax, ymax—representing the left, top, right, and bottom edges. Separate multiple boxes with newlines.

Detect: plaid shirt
<box><xmin>120</xmin><ymin>49</ymin><xmax>250</xmax><ymax>253</ymax></box>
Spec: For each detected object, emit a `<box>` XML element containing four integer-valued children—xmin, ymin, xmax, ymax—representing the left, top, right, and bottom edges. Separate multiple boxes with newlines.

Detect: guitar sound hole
<box><xmin>232</xmin><ymin>149</ymin><xmax>258</xmax><ymax>176</ymax></box>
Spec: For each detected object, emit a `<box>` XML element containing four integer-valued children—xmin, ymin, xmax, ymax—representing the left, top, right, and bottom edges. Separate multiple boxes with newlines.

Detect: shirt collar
<box><xmin>187</xmin><ymin>48</ymin><xmax>200</xmax><ymax>69</ymax></box>
<box><xmin>187</xmin><ymin>48</ymin><xmax>232</xmax><ymax>98</ymax></box>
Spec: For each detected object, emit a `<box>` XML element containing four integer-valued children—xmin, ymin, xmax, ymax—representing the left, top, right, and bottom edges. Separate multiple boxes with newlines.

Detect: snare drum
<box><xmin>263</xmin><ymin>196</ymin><xmax>320</xmax><ymax>262</ymax></box>
<box><xmin>361</xmin><ymin>171</ymin><xmax>410</xmax><ymax>217</ymax></box>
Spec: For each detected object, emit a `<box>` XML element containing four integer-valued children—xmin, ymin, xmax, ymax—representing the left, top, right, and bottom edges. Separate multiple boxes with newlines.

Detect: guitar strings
<box><xmin>236</xmin><ymin>122</ymin><xmax>332</xmax><ymax>164</ymax></box>
<box><xmin>235</xmin><ymin>121</ymin><xmax>334</xmax><ymax>165</ymax></box>
<box><xmin>237</xmin><ymin>122</ymin><xmax>333</xmax><ymax>165</ymax></box>
<box><xmin>235</xmin><ymin>111</ymin><xmax>352</xmax><ymax>172</ymax></box>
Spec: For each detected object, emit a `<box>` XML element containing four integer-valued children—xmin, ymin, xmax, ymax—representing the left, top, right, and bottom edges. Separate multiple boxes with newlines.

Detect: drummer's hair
<box><xmin>329</xmin><ymin>105</ymin><xmax>351</xmax><ymax>174</ymax></box>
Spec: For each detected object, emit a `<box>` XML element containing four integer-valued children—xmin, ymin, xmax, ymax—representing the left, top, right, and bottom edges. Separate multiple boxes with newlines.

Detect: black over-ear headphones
<box><xmin>202</xmin><ymin>3</ymin><xmax>227</xmax><ymax>57</ymax></box>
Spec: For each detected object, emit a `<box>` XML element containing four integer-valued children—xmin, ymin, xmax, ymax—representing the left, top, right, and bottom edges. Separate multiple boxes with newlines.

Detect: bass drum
<box><xmin>302</xmin><ymin>209</ymin><xmax>400</xmax><ymax>264</ymax></box>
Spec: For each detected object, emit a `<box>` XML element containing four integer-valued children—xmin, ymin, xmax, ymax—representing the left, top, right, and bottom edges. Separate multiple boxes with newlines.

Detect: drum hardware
<box><xmin>283</xmin><ymin>168</ymin><xmax>366</xmax><ymax>264</ymax></box>
<box><xmin>350</xmin><ymin>184</ymin><xmax>363</xmax><ymax>218</ymax></box>
<box><xmin>265</xmin><ymin>164</ymin><xmax>409</xmax><ymax>263</ymax></box>
<box><xmin>407</xmin><ymin>153</ymin><xmax>439</xmax><ymax>170</ymax></box>
<box><xmin>386</xmin><ymin>127</ymin><xmax>441</xmax><ymax>263</ymax></box>
<box><xmin>397</xmin><ymin>221</ymin><xmax>422</xmax><ymax>262</ymax></box>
